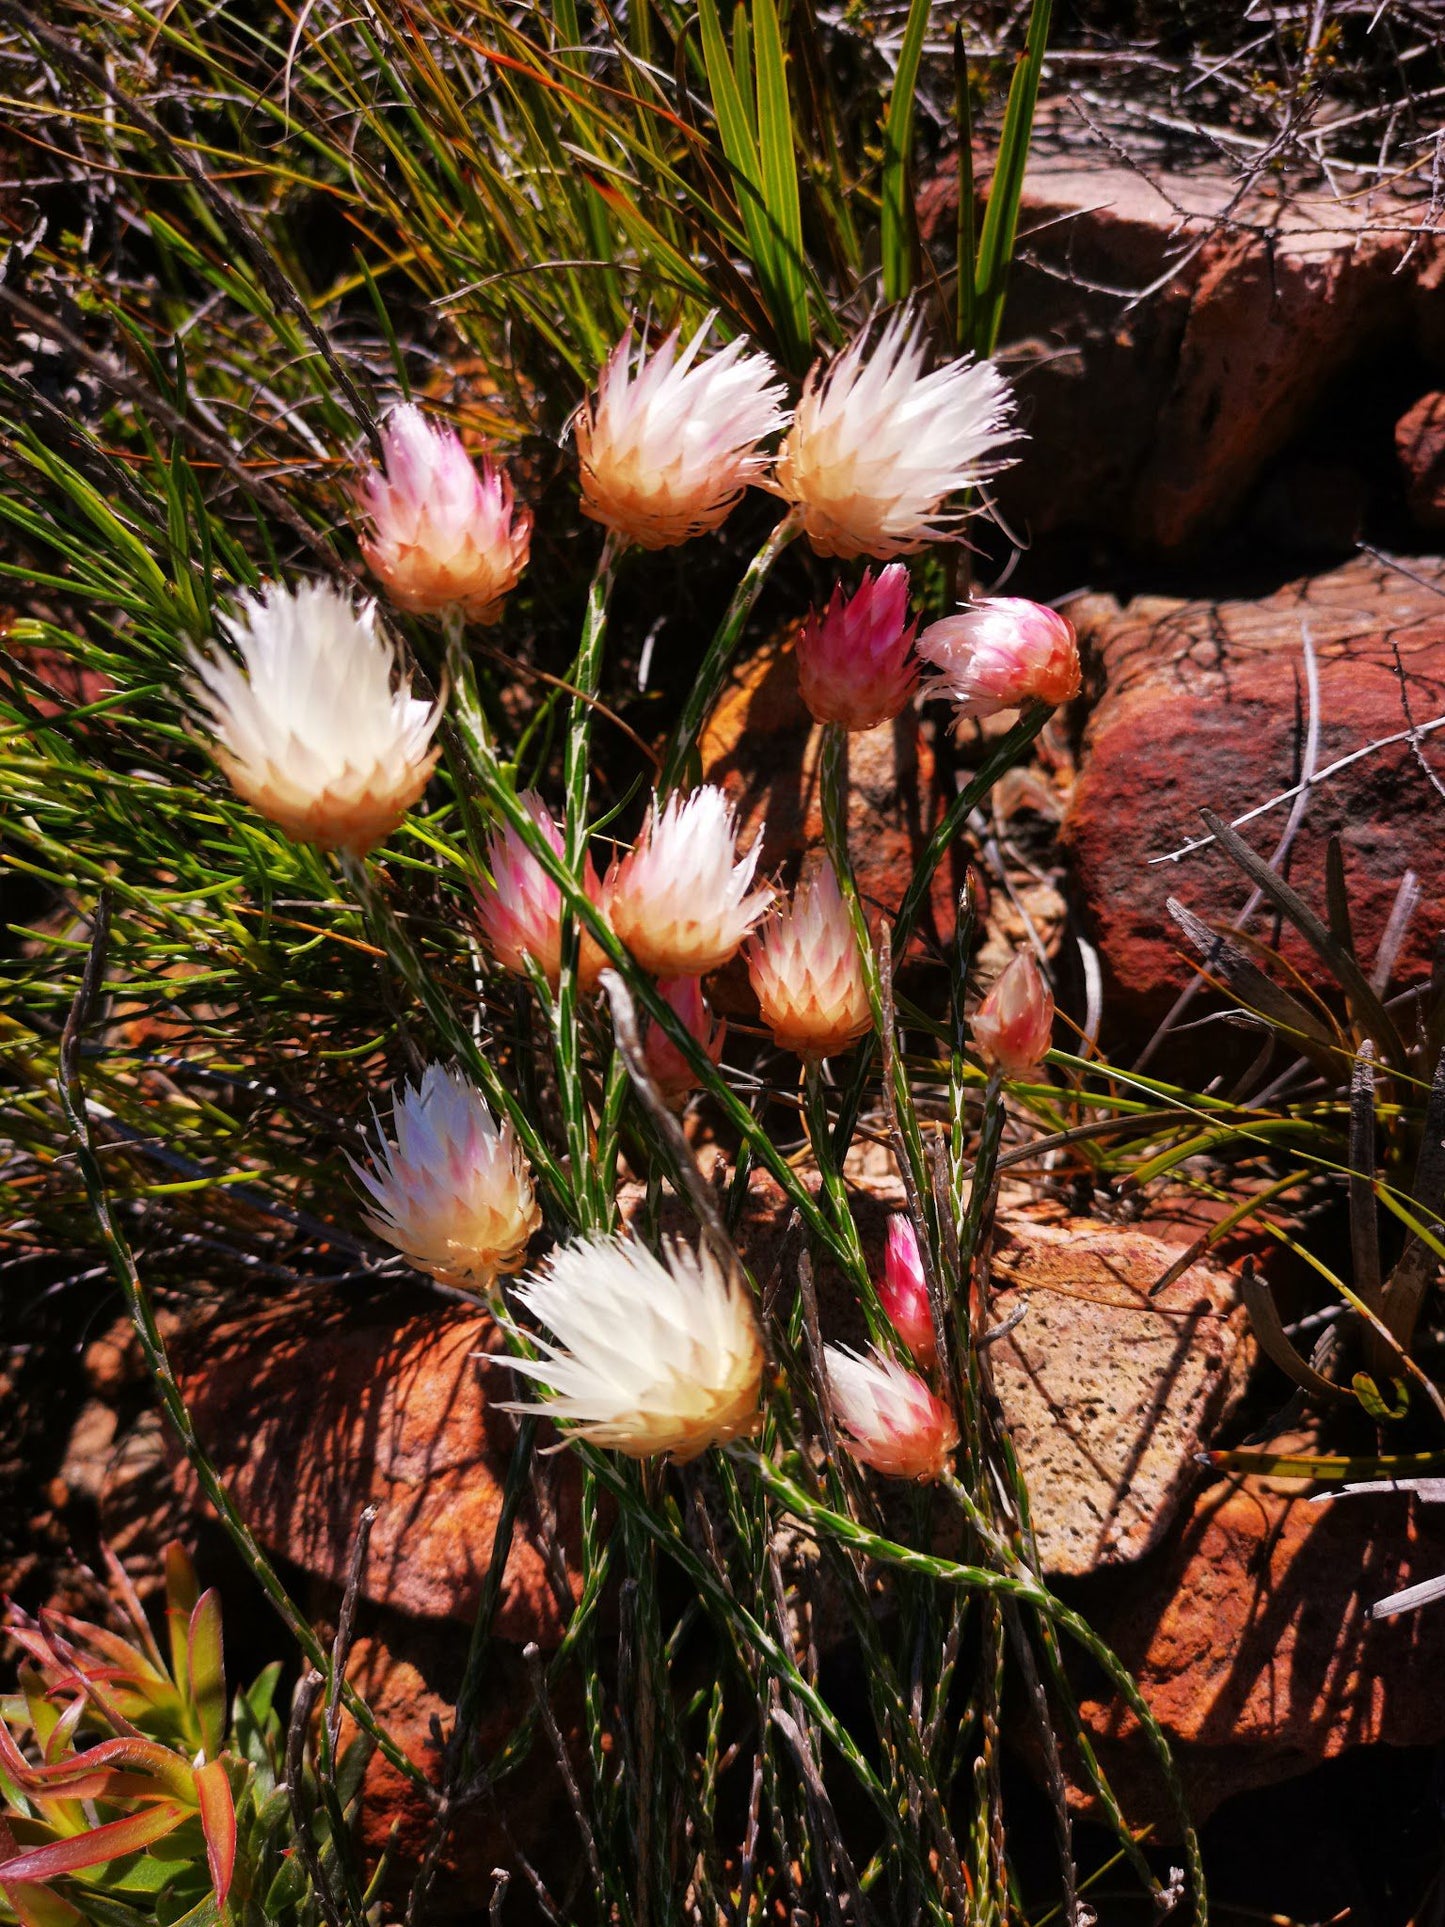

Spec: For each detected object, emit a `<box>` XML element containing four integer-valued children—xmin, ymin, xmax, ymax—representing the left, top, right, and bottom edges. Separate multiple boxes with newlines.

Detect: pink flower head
<box><xmin>824</xmin><ymin>1345</ymin><xmax>959</xmax><ymax>1482</ymax></box>
<box><xmin>881</xmin><ymin>1214</ymin><xmax>935</xmax><ymax>1367</ymax></box>
<box><xmin>746</xmin><ymin>858</ymin><xmax>872</xmax><ymax>1062</ymax></box>
<box><xmin>795</xmin><ymin>565</ymin><xmax>918</xmax><ymax>731</ymax></box>
<box><xmin>606</xmin><ymin>786</ymin><xmax>772</xmax><ymax>977</ymax></box>
<box><xmin>917</xmin><ymin>597</ymin><xmax>1080</xmax><ymax>730</ymax></box>
<box><xmin>474</xmin><ymin>792</ymin><xmax>608</xmax><ymax>992</ymax></box>
<box><xmin>575</xmin><ymin>317</ymin><xmax>787</xmax><ymax>549</ymax></box>
<box><xmin>357</xmin><ymin>404</ymin><xmax>532</xmax><ymax>624</ymax></box>
<box><xmin>643</xmin><ymin>977</ymin><xmax>727</xmax><ymax>1110</ymax></box>
<box><xmin>972</xmin><ymin>949</ymin><xmax>1055</xmax><ymax>1079</ymax></box>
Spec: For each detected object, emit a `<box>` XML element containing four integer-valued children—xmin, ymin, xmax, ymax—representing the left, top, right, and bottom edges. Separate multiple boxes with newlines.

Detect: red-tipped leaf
<box><xmin>0</xmin><ymin>1802</ymin><xmax>188</xmax><ymax>1883</ymax></box>
<box><xmin>186</xmin><ymin>1594</ymin><xmax>225</xmax><ymax>1761</ymax></box>
<box><xmin>194</xmin><ymin>1759</ymin><xmax>236</xmax><ymax>1907</ymax></box>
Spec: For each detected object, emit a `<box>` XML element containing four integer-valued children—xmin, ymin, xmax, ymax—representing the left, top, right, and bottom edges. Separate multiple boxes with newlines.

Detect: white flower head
<box><xmin>746</xmin><ymin>859</ymin><xmax>872</xmax><ymax>1061</ymax></box>
<box><xmin>357</xmin><ymin>404</ymin><xmax>532</xmax><ymax>625</ymax></box>
<box><xmin>497</xmin><ymin>1235</ymin><xmax>765</xmax><ymax>1459</ymax></box>
<box><xmin>188</xmin><ymin>579</ymin><xmax>441</xmax><ymax>855</ymax></box>
<box><xmin>355</xmin><ymin>1064</ymin><xmax>540</xmax><ymax>1291</ymax></box>
<box><xmin>606</xmin><ymin>785</ymin><xmax>773</xmax><ymax>977</ymax></box>
<box><xmin>774</xmin><ymin>311</ymin><xmax>1015</xmax><ymax>560</ymax></box>
<box><xmin>824</xmin><ymin>1345</ymin><xmax>959</xmax><ymax>1482</ymax></box>
<box><xmin>575</xmin><ymin>316</ymin><xmax>788</xmax><ymax>549</ymax></box>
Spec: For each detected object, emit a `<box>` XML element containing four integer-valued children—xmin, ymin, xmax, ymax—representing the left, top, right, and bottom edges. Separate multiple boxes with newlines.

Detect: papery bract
<box><xmin>824</xmin><ymin>1345</ymin><xmax>959</xmax><ymax>1482</ymax></box>
<box><xmin>575</xmin><ymin>318</ymin><xmax>787</xmax><ymax>549</ymax></box>
<box><xmin>357</xmin><ymin>404</ymin><xmax>532</xmax><ymax>624</ymax></box>
<box><xmin>795</xmin><ymin>565</ymin><xmax>918</xmax><ymax>730</ymax></box>
<box><xmin>188</xmin><ymin>580</ymin><xmax>441</xmax><ymax>855</ymax></box>
<box><xmin>746</xmin><ymin>859</ymin><xmax>871</xmax><ymax>1061</ymax></box>
<box><xmin>643</xmin><ymin>976</ymin><xmax>726</xmax><ymax>1110</ymax></box>
<box><xmin>917</xmin><ymin>597</ymin><xmax>1081</xmax><ymax>728</ymax></box>
<box><xmin>497</xmin><ymin>1235</ymin><xmax>764</xmax><ymax>1459</ymax></box>
<box><xmin>474</xmin><ymin>793</ymin><xmax>608</xmax><ymax>992</ymax></box>
<box><xmin>972</xmin><ymin>949</ymin><xmax>1055</xmax><ymax>1079</ymax></box>
<box><xmin>356</xmin><ymin>1064</ymin><xmax>540</xmax><ymax>1291</ymax></box>
<box><xmin>773</xmin><ymin>312</ymin><xmax>1014</xmax><ymax>560</ymax></box>
<box><xmin>881</xmin><ymin>1214</ymin><xmax>936</xmax><ymax>1367</ymax></box>
<box><xmin>607</xmin><ymin>786</ymin><xmax>772</xmax><ymax>977</ymax></box>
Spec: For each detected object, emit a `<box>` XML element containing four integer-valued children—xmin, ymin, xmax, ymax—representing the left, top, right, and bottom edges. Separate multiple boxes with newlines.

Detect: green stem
<box><xmin>657</xmin><ymin>508</ymin><xmax>801</xmax><ymax>795</ymax></box>
<box><xmin>558</xmin><ymin>531</ymin><xmax>625</xmax><ymax>1231</ymax></box>
<box><xmin>440</xmin><ymin>604</ymin><xmax>493</xmax><ymax>770</ymax></box>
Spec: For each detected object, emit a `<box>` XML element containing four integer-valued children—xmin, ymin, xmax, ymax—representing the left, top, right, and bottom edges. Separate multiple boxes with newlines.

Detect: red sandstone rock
<box><xmin>1397</xmin><ymin>391</ymin><xmax>1445</xmax><ymax>532</ymax></box>
<box><xmin>343</xmin><ymin>1616</ymin><xmax>581</xmax><ymax>1915</ymax></box>
<box><xmin>1073</xmin><ymin>1481</ymin><xmax>1445</xmax><ymax>1829</ymax></box>
<box><xmin>171</xmin><ymin>1287</ymin><xmax>584</xmax><ymax>1646</ymax></box>
<box><xmin>1062</xmin><ymin>553</ymin><xmax>1445</xmax><ymax>1021</ymax></box>
<box><xmin>921</xmin><ymin>138</ymin><xmax>1445</xmax><ymax>549</ymax></box>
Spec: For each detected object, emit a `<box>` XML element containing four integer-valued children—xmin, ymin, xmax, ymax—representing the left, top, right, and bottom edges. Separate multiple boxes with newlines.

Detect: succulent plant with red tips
<box><xmin>0</xmin><ymin>1544</ymin><xmax>358</xmax><ymax>1927</ymax></box>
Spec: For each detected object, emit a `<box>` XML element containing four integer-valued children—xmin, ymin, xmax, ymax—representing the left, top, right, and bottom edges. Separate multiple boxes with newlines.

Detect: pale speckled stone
<box><xmin>985</xmin><ymin>1214</ymin><xmax>1252</xmax><ymax>1576</ymax></box>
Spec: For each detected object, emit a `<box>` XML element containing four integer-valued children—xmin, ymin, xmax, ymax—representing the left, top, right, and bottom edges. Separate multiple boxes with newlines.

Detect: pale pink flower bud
<box><xmin>497</xmin><ymin>1235</ymin><xmax>764</xmax><ymax>1459</ymax></box>
<box><xmin>188</xmin><ymin>580</ymin><xmax>441</xmax><ymax>855</ymax></box>
<box><xmin>881</xmin><ymin>1214</ymin><xmax>935</xmax><ymax>1367</ymax></box>
<box><xmin>746</xmin><ymin>860</ymin><xmax>872</xmax><ymax>1062</ymax></box>
<box><xmin>574</xmin><ymin>317</ymin><xmax>788</xmax><ymax>549</ymax></box>
<box><xmin>355</xmin><ymin>1064</ymin><xmax>540</xmax><ymax>1291</ymax></box>
<box><xmin>917</xmin><ymin>597</ymin><xmax>1081</xmax><ymax>728</ymax></box>
<box><xmin>972</xmin><ymin>950</ymin><xmax>1055</xmax><ymax>1078</ymax></box>
<box><xmin>824</xmin><ymin>1345</ymin><xmax>959</xmax><ymax>1482</ymax></box>
<box><xmin>357</xmin><ymin>405</ymin><xmax>532</xmax><ymax>625</ymax></box>
<box><xmin>474</xmin><ymin>793</ymin><xmax>608</xmax><ymax>993</ymax></box>
<box><xmin>773</xmin><ymin>312</ymin><xmax>1014</xmax><ymax>560</ymax></box>
<box><xmin>607</xmin><ymin>786</ymin><xmax>772</xmax><ymax>977</ymax></box>
<box><xmin>643</xmin><ymin>977</ymin><xmax>726</xmax><ymax>1110</ymax></box>
<box><xmin>795</xmin><ymin>565</ymin><xmax>918</xmax><ymax>731</ymax></box>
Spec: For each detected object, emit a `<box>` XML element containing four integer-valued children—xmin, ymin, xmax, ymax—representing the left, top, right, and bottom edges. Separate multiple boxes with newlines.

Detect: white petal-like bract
<box><xmin>607</xmin><ymin>786</ymin><xmax>772</xmax><ymax>977</ymax></box>
<box><xmin>576</xmin><ymin>318</ymin><xmax>788</xmax><ymax>548</ymax></box>
<box><xmin>746</xmin><ymin>859</ymin><xmax>872</xmax><ymax>1060</ymax></box>
<box><xmin>824</xmin><ymin>1344</ymin><xmax>959</xmax><ymax>1482</ymax></box>
<box><xmin>189</xmin><ymin>579</ymin><xmax>441</xmax><ymax>854</ymax></box>
<box><xmin>498</xmin><ymin>1235</ymin><xmax>764</xmax><ymax>1459</ymax></box>
<box><xmin>356</xmin><ymin>1064</ymin><xmax>540</xmax><ymax>1290</ymax></box>
<box><xmin>774</xmin><ymin>313</ymin><xmax>1015</xmax><ymax>560</ymax></box>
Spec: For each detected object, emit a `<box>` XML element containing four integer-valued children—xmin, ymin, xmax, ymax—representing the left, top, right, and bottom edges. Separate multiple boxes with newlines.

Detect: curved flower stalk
<box><xmin>575</xmin><ymin>317</ymin><xmax>788</xmax><ymax>548</ymax></box>
<box><xmin>972</xmin><ymin>949</ymin><xmax>1055</xmax><ymax>1079</ymax></box>
<box><xmin>824</xmin><ymin>1345</ymin><xmax>959</xmax><ymax>1481</ymax></box>
<box><xmin>880</xmin><ymin>1213</ymin><xmax>936</xmax><ymax>1367</ymax></box>
<box><xmin>606</xmin><ymin>785</ymin><xmax>772</xmax><ymax>977</ymax></box>
<box><xmin>474</xmin><ymin>791</ymin><xmax>609</xmax><ymax>993</ymax></box>
<box><xmin>918</xmin><ymin>597</ymin><xmax>1081</xmax><ymax>729</ymax></box>
<box><xmin>747</xmin><ymin>859</ymin><xmax>872</xmax><ymax>1061</ymax></box>
<box><xmin>795</xmin><ymin>564</ymin><xmax>918</xmax><ymax>731</ymax></box>
<box><xmin>356</xmin><ymin>403</ymin><xmax>532</xmax><ymax>624</ymax></box>
<box><xmin>355</xmin><ymin>1063</ymin><xmax>540</xmax><ymax>1291</ymax></box>
<box><xmin>497</xmin><ymin>1235</ymin><xmax>764</xmax><ymax>1459</ymax></box>
<box><xmin>188</xmin><ymin>580</ymin><xmax>441</xmax><ymax>855</ymax></box>
<box><xmin>773</xmin><ymin>312</ymin><xmax>1015</xmax><ymax>559</ymax></box>
<box><xmin>642</xmin><ymin>976</ymin><xmax>727</xmax><ymax>1110</ymax></box>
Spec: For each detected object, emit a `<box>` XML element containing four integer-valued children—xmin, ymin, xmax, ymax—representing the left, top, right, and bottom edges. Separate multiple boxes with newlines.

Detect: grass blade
<box><xmin>880</xmin><ymin>0</ymin><xmax>930</xmax><ymax>302</ymax></box>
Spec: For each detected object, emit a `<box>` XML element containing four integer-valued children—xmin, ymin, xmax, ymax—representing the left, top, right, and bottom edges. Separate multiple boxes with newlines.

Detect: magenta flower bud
<box><xmin>357</xmin><ymin>404</ymin><xmax>532</xmax><ymax>625</ymax></box>
<box><xmin>880</xmin><ymin>1214</ymin><xmax>935</xmax><ymax>1366</ymax></box>
<box><xmin>824</xmin><ymin>1346</ymin><xmax>959</xmax><ymax>1482</ymax></box>
<box><xmin>643</xmin><ymin>977</ymin><xmax>726</xmax><ymax>1111</ymax></box>
<box><xmin>917</xmin><ymin>597</ymin><xmax>1080</xmax><ymax>729</ymax></box>
<box><xmin>972</xmin><ymin>949</ymin><xmax>1055</xmax><ymax>1079</ymax></box>
<box><xmin>795</xmin><ymin>565</ymin><xmax>918</xmax><ymax>731</ymax></box>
